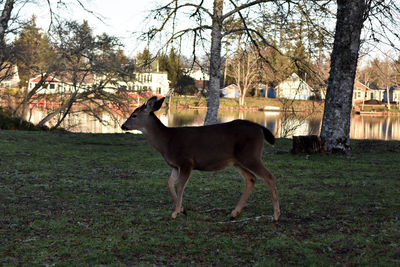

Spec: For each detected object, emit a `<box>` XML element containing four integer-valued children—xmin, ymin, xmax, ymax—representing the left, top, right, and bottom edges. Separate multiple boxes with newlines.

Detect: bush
<box><xmin>0</xmin><ymin>107</ymin><xmax>50</xmax><ymax>131</ymax></box>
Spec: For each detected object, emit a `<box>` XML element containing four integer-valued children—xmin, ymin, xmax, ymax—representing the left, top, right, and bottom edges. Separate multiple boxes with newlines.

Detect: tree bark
<box><xmin>204</xmin><ymin>0</ymin><xmax>223</xmax><ymax>125</ymax></box>
<box><xmin>320</xmin><ymin>0</ymin><xmax>367</xmax><ymax>154</ymax></box>
<box><xmin>0</xmin><ymin>0</ymin><xmax>14</xmax><ymax>43</ymax></box>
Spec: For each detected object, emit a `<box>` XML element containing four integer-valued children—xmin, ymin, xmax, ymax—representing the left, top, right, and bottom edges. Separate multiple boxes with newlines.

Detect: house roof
<box><xmin>30</xmin><ymin>72</ymin><xmax>95</xmax><ymax>84</ymax></box>
<box><xmin>353</xmin><ymin>81</ymin><xmax>369</xmax><ymax>91</ymax></box>
<box><xmin>354</xmin><ymin>81</ymin><xmax>384</xmax><ymax>91</ymax></box>
<box><xmin>390</xmin><ymin>85</ymin><xmax>400</xmax><ymax>91</ymax></box>
<box><xmin>30</xmin><ymin>75</ymin><xmax>61</xmax><ymax>83</ymax></box>
<box><xmin>278</xmin><ymin>73</ymin><xmax>314</xmax><ymax>90</ymax></box>
<box><xmin>222</xmin><ymin>84</ymin><xmax>239</xmax><ymax>91</ymax></box>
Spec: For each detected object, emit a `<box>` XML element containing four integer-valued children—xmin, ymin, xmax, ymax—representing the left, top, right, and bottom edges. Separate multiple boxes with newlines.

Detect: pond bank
<box><xmin>168</xmin><ymin>96</ymin><xmax>325</xmax><ymax>113</ymax></box>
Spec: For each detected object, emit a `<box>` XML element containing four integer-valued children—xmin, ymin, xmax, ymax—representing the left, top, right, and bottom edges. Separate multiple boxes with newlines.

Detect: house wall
<box><xmin>277</xmin><ymin>74</ymin><xmax>313</xmax><ymax>100</ymax></box>
<box><xmin>384</xmin><ymin>89</ymin><xmax>400</xmax><ymax>103</ymax></box>
<box><xmin>29</xmin><ymin>80</ymin><xmax>87</xmax><ymax>94</ymax></box>
<box><xmin>187</xmin><ymin>69</ymin><xmax>209</xmax><ymax>81</ymax></box>
<box><xmin>132</xmin><ymin>72</ymin><xmax>169</xmax><ymax>95</ymax></box>
<box><xmin>28</xmin><ymin>71</ymin><xmax>170</xmax><ymax>96</ymax></box>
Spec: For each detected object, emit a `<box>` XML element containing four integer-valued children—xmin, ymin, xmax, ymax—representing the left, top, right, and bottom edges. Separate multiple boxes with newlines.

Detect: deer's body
<box><xmin>122</xmin><ymin>97</ymin><xmax>280</xmax><ymax>221</ymax></box>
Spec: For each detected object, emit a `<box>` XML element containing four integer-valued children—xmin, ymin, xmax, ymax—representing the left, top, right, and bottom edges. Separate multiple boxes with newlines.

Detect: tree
<box><xmin>321</xmin><ymin>0</ymin><xmax>400</xmax><ymax>154</ymax></box>
<box><xmin>226</xmin><ymin>46</ymin><xmax>259</xmax><ymax>106</ymax></box>
<box><xmin>136</xmin><ymin>48</ymin><xmax>153</xmax><ymax>71</ymax></box>
<box><xmin>10</xmin><ymin>16</ymin><xmax>59</xmax><ymax>122</ymax></box>
<box><xmin>175</xmin><ymin>74</ymin><xmax>196</xmax><ymax>95</ymax></box>
<box><xmin>320</xmin><ymin>1</ymin><xmax>367</xmax><ymax>154</ymax></box>
<box><xmin>35</xmin><ymin>20</ymin><xmax>134</xmax><ymax>128</ymax></box>
<box><xmin>13</xmin><ymin>16</ymin><xmax>56</xmax><ymax>86</ymax></box>
<box><xmin>371</xmin><ymin>57</ymin><xmax>399</xmax><ymax>109</ymax></box>
<box><xmin>0</xmin><ymin>0</ymin><xmax>95</xmax><ymax>83</ymax></box>
<box><xmin>0</xmin><ymin>0</ymin><xmax>17</xmax><ymax>85</ymax></box>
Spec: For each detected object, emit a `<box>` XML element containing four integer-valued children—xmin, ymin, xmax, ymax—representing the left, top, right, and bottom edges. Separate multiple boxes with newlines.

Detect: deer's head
<box><xmin>121</xmin><ymin>96</ymin><xmax>165</xmax><ymax>131</ymax></box>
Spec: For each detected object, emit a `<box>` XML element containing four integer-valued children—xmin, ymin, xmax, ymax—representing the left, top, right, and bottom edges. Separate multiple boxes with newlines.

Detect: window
<box><xmin>49</xmin><ymin>83</ymin><xmax>56</xmax><ymax>89</ymax></box>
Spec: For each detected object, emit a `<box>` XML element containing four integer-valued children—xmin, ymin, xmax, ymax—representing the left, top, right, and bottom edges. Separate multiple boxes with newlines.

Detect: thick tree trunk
<box><xmin>320</xmin><ymin>0</ymin><xmax>367</xmax><ymax>154</ymax></box>
<box><xmin>0</xmin><ymin>0</ymin><xmax>14</xmax><ymax>42</ymax></box>
<box><xmin>204</xmin><ymin>0</ymin><xmax>223</xmax><ymax>125</ymax></box>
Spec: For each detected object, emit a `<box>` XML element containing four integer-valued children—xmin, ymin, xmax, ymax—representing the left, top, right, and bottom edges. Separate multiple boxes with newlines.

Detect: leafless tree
<box><xmin>226</xmin><ymin>45</ymin><xmax>259</xmax><ymax>106</ymax></box>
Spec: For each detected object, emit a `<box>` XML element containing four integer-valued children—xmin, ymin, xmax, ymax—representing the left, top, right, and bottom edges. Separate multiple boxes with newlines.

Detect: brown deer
<box><xmin>121</xmin><ymin>96</ymin><xmax>280</xmax><ymax>221</ymax></box>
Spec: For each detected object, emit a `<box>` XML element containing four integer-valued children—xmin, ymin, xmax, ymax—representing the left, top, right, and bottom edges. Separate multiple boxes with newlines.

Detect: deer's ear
<box><xmin>152</xmin><ymin>97</ymin><xmax>165</xmax><ymax>111</ymax></box>
<box><xmin>145</xmin><ymin>97</ymin><xmax>164</xmax><ymax>112</ymax></box>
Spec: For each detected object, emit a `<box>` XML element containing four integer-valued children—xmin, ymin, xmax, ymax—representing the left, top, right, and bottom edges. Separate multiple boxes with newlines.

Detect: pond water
<box><xmin>26</xmin><ymin>107</ymin><xmax>400</xmax><ymax>140</ymax></box>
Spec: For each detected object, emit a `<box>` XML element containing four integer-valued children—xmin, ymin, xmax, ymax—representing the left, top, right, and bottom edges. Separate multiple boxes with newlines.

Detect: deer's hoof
<box><xmin>273</xmin><ymin>210</ymin><xmax>281</xmax><ymax>222</ymax></box>
<box><xmin>231</xmin><ymin>210</ymin><xmax>240</xmax><ymax>218</ymax></box>
<box><xmin>171</xmin><ymin>211</ymin><xmax>178</xmax><ymax>219</ymax></box>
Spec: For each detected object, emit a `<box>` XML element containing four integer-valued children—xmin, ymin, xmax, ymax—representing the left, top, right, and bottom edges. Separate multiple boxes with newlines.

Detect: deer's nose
<box><xmin>121</xmin><ymin>124</ymin><xmax>128</xmax><ymax>130</ymax></box>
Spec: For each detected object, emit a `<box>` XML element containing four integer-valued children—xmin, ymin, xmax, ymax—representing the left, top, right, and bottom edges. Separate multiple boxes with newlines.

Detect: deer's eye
<box><xmin>131</xmin><ymin>114</ymin><xmax>137</xmax><ymax>118</ymax></box>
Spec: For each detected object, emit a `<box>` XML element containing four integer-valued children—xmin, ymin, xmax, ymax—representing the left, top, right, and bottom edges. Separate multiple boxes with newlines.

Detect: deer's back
<box><xmin>165</xmin><ymin>120</ymin><xmax>265</xmax><ymax>171</ymax></box>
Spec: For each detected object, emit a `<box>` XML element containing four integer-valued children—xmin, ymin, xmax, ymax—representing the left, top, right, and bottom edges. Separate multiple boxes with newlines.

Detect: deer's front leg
<box><xmin>172</xmin><ymin>166</ymin><xmax>192</xmax><ymax>219</ymax></box>
<box><xmin>167</xmin><ymin>168</ymin><xmax>178</xmax><ymax>206</ymax></box>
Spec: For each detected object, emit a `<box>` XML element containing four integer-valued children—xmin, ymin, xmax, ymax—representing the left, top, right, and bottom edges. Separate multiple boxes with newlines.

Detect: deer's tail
<box><xmin>262</xmin><ymin>126</ymin><xmax>275</xmax><ymax>145</ymax></box>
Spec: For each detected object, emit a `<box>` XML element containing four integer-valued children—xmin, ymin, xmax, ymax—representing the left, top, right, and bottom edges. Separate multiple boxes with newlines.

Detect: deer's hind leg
<box><xmin>249</xmin><ymin>160</ymin><xmax>281</xmax><ymax>221</ymax></box>
<box><xmin>240</xmin><ymin>160</ymin><xmax>280</xmax><ymax>221</ymax></box>
<box><xmin>231</xmin><ymin>165</ymin><xmax>257</xmax><ymax>218</ymax></box>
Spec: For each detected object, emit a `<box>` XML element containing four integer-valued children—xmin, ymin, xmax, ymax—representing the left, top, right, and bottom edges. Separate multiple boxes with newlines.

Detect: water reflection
<box><xmin>26</xmin><ymin>107</ymin><xmax>400</xmax><ymax>140</ymax></box>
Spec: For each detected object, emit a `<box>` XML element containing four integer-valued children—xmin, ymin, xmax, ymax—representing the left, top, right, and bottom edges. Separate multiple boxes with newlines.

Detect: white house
<box><xmin>28</xmin><ymin>71</ymin><xmax>170</xmax><ymax>96</ymax></box>
<box><xmin>28</xmin><ymin>73</ymin><xmax>95</xmax><ymax>94</ymax></box>
<box><xmin>28</xmin><ymin>75</ymin><xmax>64</xmax><ymax>94</ymax></box>
<box><xmin>222</xmin><ymin>84</ymin><xmax>240</xmax><ymax>98</ymax></box>
<box><xmin>187</xmin><ymin>68</ymin><xmax>209</xmax><ymax>81</ymax></box>
<box><xmin>0</xmin><ymin>64</ymin><xmax>20</xmax><ymax>88</ymax></box>
<box><xmin>131</xmin><ymin>72</ymin><xmax>170</xmax><ymax>95</ymax></box>
<box><xmin>276</xmin><ymin>73</ymin><xmax>316</xmax><ymax>100</ymax></box>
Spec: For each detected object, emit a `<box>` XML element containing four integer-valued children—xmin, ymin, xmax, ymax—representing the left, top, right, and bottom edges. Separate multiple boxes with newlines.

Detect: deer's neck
<box><xmin>142</xmin><ymin>113</ymin><xmax>170</xmax><ymax>153</ymax></box>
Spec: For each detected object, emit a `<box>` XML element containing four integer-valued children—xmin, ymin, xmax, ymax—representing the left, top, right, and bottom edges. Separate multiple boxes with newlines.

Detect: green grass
<box><xmin>1</xmin><ymin>130</ymin><xmax>399</xmax><ymax>265</ymax></box>
<box><xmin>168</xmin><ymin>96</ymin><xmax>324</xmax><ymax>112</ymax></box>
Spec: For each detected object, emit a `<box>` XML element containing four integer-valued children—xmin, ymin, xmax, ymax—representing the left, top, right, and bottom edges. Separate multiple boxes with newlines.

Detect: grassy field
<box><xmin>1</xmin><ymin>130</ymin><xmax>399</xmax><ymax>266</ymax></box>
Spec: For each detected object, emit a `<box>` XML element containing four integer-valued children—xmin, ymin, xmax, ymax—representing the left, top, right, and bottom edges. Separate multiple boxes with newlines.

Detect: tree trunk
<box><xmin>320</xmin><ymin>0</ymin><xmax>367</xmax><ymax>154</ymax></box>
<box><xmin>12</xmin><ymin>73</ymin><xmax>49</xmax><ymax>122</ymax></box>
<box><xmin>204</xmin><ymin>0</ymin><xmax>223</xmax><ymax>125</ymax></box>
<box><xmin>386</xmin><ymin>86</ymin><xmax>391</xmax><ymax>110</ymax></box>
<box><xmin>0</xmin><ymin>0</ymin><xmax>14</xmax><ymax>42</ymax></box>
<box><xmin>38</xmin><ymin>91</ymin><xmax>79</xmax><ymax>127</ymax></box>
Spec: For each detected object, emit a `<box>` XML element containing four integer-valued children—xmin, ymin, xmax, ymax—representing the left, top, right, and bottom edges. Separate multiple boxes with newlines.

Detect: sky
<box><xmin>19</xmin><ymin>0</ymin><xmax>399</xmax><ymax>62</ymax></box>
<box><xmin>24</xmin><ymin>0</ymin><xmax>157</xmax><ymax>57</ymax></box>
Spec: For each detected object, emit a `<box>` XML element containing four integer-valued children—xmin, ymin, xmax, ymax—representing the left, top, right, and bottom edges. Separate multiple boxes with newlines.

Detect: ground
<box><xmin>0</xmin><ymin>130</ymin><xmax>399</xmax><ymax>265</ymax></box>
